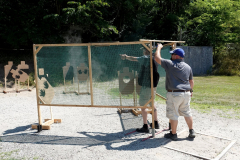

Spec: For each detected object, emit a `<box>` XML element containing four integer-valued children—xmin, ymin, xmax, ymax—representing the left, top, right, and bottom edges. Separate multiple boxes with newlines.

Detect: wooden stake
<box><xmin>78</xmin><ymin>80</ymin><xmax>79</xmax><ymax>94</ymax></box>
<box><xmin>50</xmin><ymin>106</ymin><xmax>53</xmax><ymax>120</ymax></box>
<box><xmin>139</xmin><ymin>39</ymin><xmax>185</xmax><ymax>43</ymax></box>
<box><xmin>149</xmin><ymin>43</ymin><xmax>155</xmax><ymax>137</ymax></box>
<box><xmin>156</xmin><ymin>93</ymin><xmax>166</xmax><ymax>100</ymax></box>
<box><xmin>64</xmin><ymin>77</ymin><xmax>66</xmax><ymax>93</ymax></box>
<box><xmin>33</xmin><ymin>44</ymin><xmax>42</xmax><ymax>125</ymax></box>
<box><xmin>27</xmin><ymin>77</ymin><xmax>29</xmax><ymax>90</ymax></box>
<box><xmin>132</xmin><ymin>70</ymin><xmax>135</xmax><ymax>106</ymax></box>
<box><xmin>88</xmin><ymin>45</ymin><xmax>94</xmax><ymax>106</ymax></box>
<box><xmin>4</xmin><ymin>76</ymin><xmax>6</xmax><ymax>92</ymax></box>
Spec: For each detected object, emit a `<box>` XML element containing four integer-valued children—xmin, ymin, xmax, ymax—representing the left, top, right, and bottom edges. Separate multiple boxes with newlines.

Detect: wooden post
<box><xmin>18</xmin><ymin>80</ymin><xmax>20</xmax><ymax>92</ymax></box>
<box><xmin>73</xmin><ymin>76</ymin><xmax>74</xmax><ymax>90</ymax></box>
<box><xmin>88</xmin><ymin>45</ymin><xmax>94</xmax><ymax>106</ymax></box>
<box><xmin>78</xmin><ymin>80</ymin><xmax>79</xmax><ymax>94</ymax></box>
<box><xmin>50</xmin><ymin>106</ymin><xmax>53</xmax><ymax>120</ymax></box>
<box><xmin>87</xmin><ymin>78</ymin><xmax>89</xmax><ymax>93</ymax></box>
<box><xmin>135</xmin><ymin>71</ymin><xmax>138</xmax><ymax>106</ymax></box>
<box><xmin>33</xmin><ymin>45</ymin><xmax>42</xmax><ymax>126</ymax></box>
<box><xmin>149</xmin><ymin>42</ymin><xmax>155</xmax><ymax>137</ymax></box>
<box><xmin>132</xmin><ymin>70</ymin><xmax>135</xmax><ymax>106</ymax></box>
<box><xmin>4</xmin><ymin>76</ymin><xmax>6</xmax><ymax>92</ymax></box>
<box><xmin>64</xmin><ymin>77</ymin><xmax>66</xmax><ymax>93</ymax></box>
<box><xmin>28</xmin><ymin>77</ymin><xmax>29</xmax><ymax>90</ymax></box>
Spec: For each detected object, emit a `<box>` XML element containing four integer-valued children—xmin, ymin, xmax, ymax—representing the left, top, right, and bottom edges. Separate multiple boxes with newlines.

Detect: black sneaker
<box><xmin>164</xmin><ymin>132</ymin><xmax>178</xmax><ymax>141</ymax></box>
<box><xmin>150</xmin><ymin>122</ymin><xmax>159</xmax><ymax>129</ymax></box>
<box><xmin>136</xmin><ymin>126</ymin><xmax>149</xmax><ymax>133</ymax></box>
<box><xmin>189</xmin><ymin>129</ymin><xmax>196</xmax><ymax>138</ymax></box>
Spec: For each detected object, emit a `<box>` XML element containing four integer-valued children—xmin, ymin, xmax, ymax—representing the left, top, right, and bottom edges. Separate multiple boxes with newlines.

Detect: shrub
<box><xmin>213</xmin><ymin>43</ymin><xmax>240</xmax><ymax>76</ymax></box>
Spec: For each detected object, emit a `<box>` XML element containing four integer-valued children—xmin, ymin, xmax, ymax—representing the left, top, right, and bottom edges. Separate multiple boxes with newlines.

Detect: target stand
<box><xmin>3</xmin><ymin>61</ymin><xmax>31</xmax><ymax>93</ymax></box>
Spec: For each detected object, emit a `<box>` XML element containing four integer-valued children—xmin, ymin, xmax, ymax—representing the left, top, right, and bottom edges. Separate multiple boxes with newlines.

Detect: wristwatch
<box><xmin>190</xmin><ymin>89</ymin><xmax>193</xmax><ymax>93</ymax></box>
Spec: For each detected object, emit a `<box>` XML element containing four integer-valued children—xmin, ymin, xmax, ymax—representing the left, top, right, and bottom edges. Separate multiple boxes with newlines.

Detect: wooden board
<box><xmin>31</xmin><ymin>124</ymin><xmax>50</xmax><ymax>130</ymax></box>
<box><xmin>132</xmin><ymin>108</ymin><xmax>152</xmax><ymax>116</ymax></box>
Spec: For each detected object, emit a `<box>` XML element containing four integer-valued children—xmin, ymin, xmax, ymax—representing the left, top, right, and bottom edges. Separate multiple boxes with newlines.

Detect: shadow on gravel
<box><xmin>0</xmin><ymin>112</ymin><xmax>174</xmax><ymax>151</ymax></box>
<box><xmin>1</xmin><ymin>112</ymin><xmax>191</xmax><ymax>151</ymax></box>
<box><xmin>2</xmin><ymin>125</ymin><xmax>32</xmax><ymax>135</ymax></box>
<box><xmin>0</xmin><ymin>131</ymin><xmax>171</xmax><ymax>151</ymax></box>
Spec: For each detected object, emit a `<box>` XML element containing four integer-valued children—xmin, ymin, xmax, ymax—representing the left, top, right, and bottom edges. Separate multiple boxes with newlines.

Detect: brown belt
<box><xmin>168</xmin><ymin>90</ymin><xmax>190</xmax><ymax>92</ymax></box>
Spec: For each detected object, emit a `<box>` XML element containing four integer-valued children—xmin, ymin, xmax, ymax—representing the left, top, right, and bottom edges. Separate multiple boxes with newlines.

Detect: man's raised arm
<box><xmin>120</xmin><ymin>54</ymin><xmax>138</xmax><ymax>61</ymax></box>
<box><xmin>154</xmin><ymin>43</ymin><xmax>163</xmax><ymax>65</ymax></box>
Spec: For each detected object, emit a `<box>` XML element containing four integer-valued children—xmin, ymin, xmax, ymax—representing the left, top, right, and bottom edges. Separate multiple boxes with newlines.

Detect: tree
<box><xmin>182</xmin><ymin>0</ymin><xmax>240</xmax><ymax>47</ymax></box>
<box><xmin>181</xmin><ymin>0</ymin><xmax>240</xmax><ymax>75</ymax></box>
<box><xmin>60</xmin><ymin>0</ymin><xmax>118</xmax><ymax>43</ymax></box>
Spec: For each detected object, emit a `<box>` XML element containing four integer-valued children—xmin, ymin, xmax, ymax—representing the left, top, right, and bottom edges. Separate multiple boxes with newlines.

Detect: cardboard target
<box><xmin>62</xmin><ymin>62</ymin><xmax>71</xmax><ymax>79</ymax></box>
<box><xmin>17</xmin><ymin>61</ymin><xmax>29</xmax><ymax>69</ymax></box>
<box><xmin>118</xmin><ymin>67</ymin><xmax>134</xmax><ymax>95</ymax></box>
<box><xmin>4</xmin><ymin>61</ymin><xmax>13</xmax><ymax>77</ymax></box>
<box><xmin>38</xmin><ymin>77</ymin><xmax>54</xmax><ymax>104</ymax></box>
<box><xmin>77</xmin><ymin>63</ymin><xmax>89</xmax><ymax>82</ymax></box>
<box><xmin>10</xmin><ymin>69</ymin><xmax>28</xmax><ymax>82</ymax></box>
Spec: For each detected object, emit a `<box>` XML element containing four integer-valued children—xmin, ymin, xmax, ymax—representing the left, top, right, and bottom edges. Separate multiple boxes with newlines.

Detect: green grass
<box><xmin>107</xmin><ymin>76</ymin><xmax>240</xmax><ymax>119</ymax></box>
<box><xmin>0</xmin><ymin>149</ymin><xmax>42</xmax><ymax>160</ymax></box>
<box><xmin>0</xmin><ymin>149</ymin><xmax>19</xmax><ymax>160</ymax></box>
<box><xmin>191</xmin><ymin>76</ymin><xmax>240</xmax><ymax>118</ymax></box>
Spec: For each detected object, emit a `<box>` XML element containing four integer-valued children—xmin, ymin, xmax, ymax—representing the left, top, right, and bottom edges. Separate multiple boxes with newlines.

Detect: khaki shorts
<box><xmin>139</xmin><ymin>86</ymin><xmax>156</xmax><ymax>106</ymax></box>
<box><xmin>166</xmin><ymin>91</ymin><xmax>192</xmax><ymax>120</ymax></box>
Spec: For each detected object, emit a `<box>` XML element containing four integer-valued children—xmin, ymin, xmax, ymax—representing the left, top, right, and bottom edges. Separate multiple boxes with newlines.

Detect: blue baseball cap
<box><xmin>170</xmin><ymin>48</ymin><xmax>185</xmax><ymax>57</ymax></box>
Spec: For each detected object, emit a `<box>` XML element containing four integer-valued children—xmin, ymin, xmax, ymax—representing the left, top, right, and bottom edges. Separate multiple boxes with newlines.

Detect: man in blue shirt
<box><xmin>154</xmin><ymin>44</ymin><xmax>195</xmax><ymax>141</ymax></box>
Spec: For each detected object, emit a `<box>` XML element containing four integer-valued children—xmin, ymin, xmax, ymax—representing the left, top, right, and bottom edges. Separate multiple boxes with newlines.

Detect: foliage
<box><xmin>145</xmin><ymin>0</ymin><xmax>191</xmax><ymax>40</ymax></box>
<box><xmin>1</xmin><ymin>0</ymin><xmax>240</xmax><ymax>76</ymax></box>
<box><xmin>179</xmin><ymin>0</ymin><xmax>240</xmax><ymax>75</ymax></box>
<box><xmin>213</xmin><ymin>43</ymin><xmax>240</xmax><ymax>75</ymax></box>
<box><xmin>182</xmin><ymin>0</ymin><xmax>240</xmax><ymax>47</ymax></box>
<box><xmin>61</xmin><ymin>0</ymin><xmax>118</xmax><ymax>42</ymax></box>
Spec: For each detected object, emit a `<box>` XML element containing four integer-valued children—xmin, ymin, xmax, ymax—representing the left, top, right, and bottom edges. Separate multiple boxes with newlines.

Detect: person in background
<box><xmin>120</xmin><ymin>48</ymin><xmax>160</xmax><ymax>133</ymax></box>
<box><xmin>154</xmin><ymin>43</ymin><xmax>195</xmax><ymax>141</ymax></box>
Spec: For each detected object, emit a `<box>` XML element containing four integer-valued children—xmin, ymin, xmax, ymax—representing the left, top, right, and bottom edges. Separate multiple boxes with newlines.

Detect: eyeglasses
<box><xmin>172</xmin><ymin>53</ymin><xmax>177</xmax><ymax>56</ymax></box>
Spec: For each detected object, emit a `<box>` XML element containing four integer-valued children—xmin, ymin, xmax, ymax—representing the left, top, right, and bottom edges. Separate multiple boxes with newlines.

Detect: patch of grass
<box><xmin>0</xmin><ymin>149</ymin><xmax>19</xmax><ymax>160</ymax></box>
<box><xmin>191</xmin><ymin>76</ymin><xmax>240</xmax><ymax>118</ymax></box>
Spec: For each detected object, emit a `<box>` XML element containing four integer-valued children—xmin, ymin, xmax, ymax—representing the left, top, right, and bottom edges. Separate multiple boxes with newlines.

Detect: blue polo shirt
<box><xmin>161</xmin><ymin>58</ymin><xmax>193</xmax><ymax>91</ymax></box>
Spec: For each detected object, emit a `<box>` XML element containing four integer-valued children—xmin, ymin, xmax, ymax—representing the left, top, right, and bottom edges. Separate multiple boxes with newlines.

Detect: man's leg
<box><xmin>141</xmin><ymin>108</ymin><xmax>148</xmax><ymax>124</ymax></box>
<box><xmin>136</xmin><ymin>108</ymin><xmax>149</xmax><ymax>133</ymax></box>
<box><xmin>164</xmin><ymin>119</ymin><xmax>178</xmax><ymax>141</ymax></box>
<box><xmin>184</xmin><ymin>116</ymin><xmax>193</xmax><ymax>129</ymax></box>
<box><xmin>170</xmin><ymin>119</ymin><xmax>178</xmax><ymax>134</ymax></box>
<box><xmin>184</xmin><ymin>116</ymin><xmax>195</xmax><ymax>138</ymax></box>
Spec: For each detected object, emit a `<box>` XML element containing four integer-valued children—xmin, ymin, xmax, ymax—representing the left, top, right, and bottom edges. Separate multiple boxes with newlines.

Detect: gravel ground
<box><xmin>0</xmin><ymin>88</ymin><xmax>239</xmax><ymax>160</ymax></box>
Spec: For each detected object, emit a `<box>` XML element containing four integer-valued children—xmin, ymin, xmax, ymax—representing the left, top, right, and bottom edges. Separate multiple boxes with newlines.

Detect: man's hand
<box><xmin>157</xmin><ymin>43</ymin><xmax>163</xmax><ymax>49</ymax></box>
<box><xmin>120</xmin><ymin>54</ymin><xmax>127</xmax><ymax>60</ymax></box>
